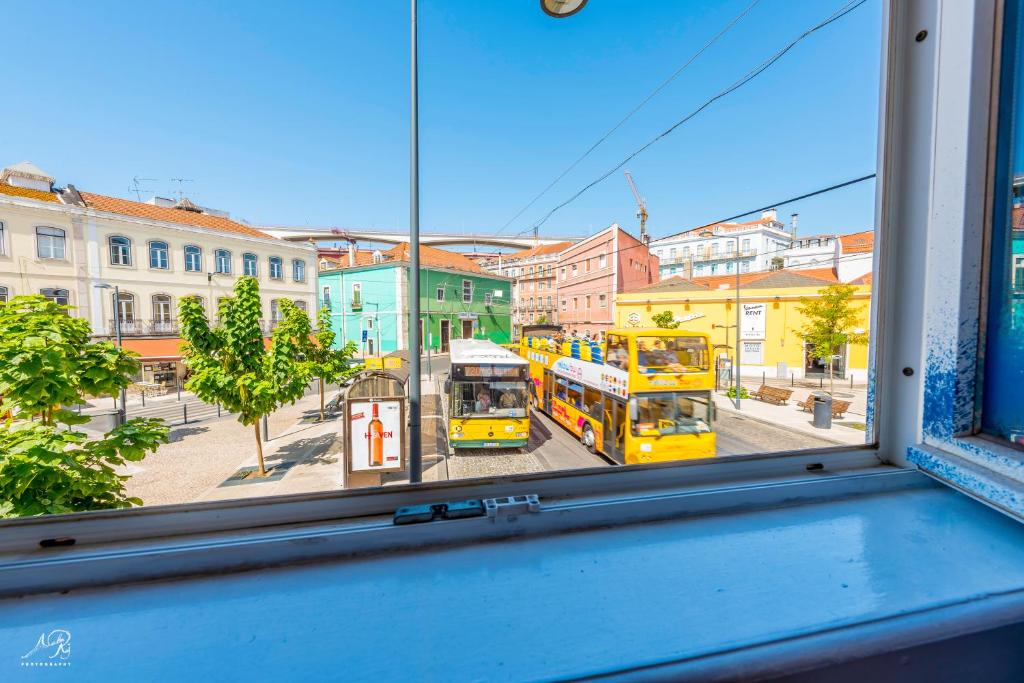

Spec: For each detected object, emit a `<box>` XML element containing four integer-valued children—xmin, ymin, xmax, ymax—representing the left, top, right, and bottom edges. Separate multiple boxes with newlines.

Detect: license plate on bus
<box><xmin>483</xmin><ymin>442</ymin><xmax>500</xmax><ymax>448</ymax></box>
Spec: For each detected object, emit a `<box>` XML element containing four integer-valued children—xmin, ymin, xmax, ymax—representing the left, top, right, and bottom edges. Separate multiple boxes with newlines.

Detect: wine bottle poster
<box><xmin>349</xmin><ymin>399</ymin><xmax>404</xmax><ymax>472</ymax></box>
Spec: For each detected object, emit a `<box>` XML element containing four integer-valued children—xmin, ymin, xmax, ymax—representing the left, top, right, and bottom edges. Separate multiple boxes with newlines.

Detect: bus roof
<box><xmin>449</xmin><ymin>339</ymin><xmax>528</xmax><ymax>366</ymax></box>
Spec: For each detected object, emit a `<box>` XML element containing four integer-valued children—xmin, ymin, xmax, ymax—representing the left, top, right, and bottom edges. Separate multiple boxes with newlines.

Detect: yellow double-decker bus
<box><xmin>445</xmin><ymin>339</ymin><xmax>530</xmax><ymax>449</ymax></box>
<box><xmin>520</xmin><ymin>329</ymin><xmax>715</xmax><ymax>464</ymax></box>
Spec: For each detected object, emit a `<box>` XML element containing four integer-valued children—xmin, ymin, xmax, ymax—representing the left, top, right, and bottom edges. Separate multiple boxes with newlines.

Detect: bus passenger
<box><xmin>607</xmin><ymin>340</ymin><xmax>629</xmax><ymax>370</ymax></box>
<box><xmin>499</xmin><ymin>391</ymin><xmax>518</xmax><ymax>409</ymax></box>
<box><xmin>475</xmin><ymin>390</ymin><xmax>492</xmax><ymax>413</ymax></box>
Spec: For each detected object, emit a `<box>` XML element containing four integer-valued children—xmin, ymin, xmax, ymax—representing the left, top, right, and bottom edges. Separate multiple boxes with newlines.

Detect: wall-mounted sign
<box><xmin>457</xmin><ymin>312</ymin><xmax>478</xmax><ymax>320</ymax></box>
<box><xmin>740</xmin><ymin>303</ymin><xmax>767</xmax><ymax>340</ymax></box>
<box><xmin>348</xmin><ymin>399</ymin><xmax>405</xmax><ymax>473</ymax></box>
<box><xmin>364</xmin><ymin>356</ymin><xmax>403</xmax><ymax>370</ymax></box>
<box><xmin>674</xmin><ymin>312</ymin><xmax>706</xmax><ymax>324</ymax></box>
<box><xmin>740</xmin><ymin>341</ymin><xmax>764</xmax><ymax>365</ymax></box>
<box><xmin>627</xmin><ymin>312</ymin><xmax>641</xmax><ymax>326</ymax></box>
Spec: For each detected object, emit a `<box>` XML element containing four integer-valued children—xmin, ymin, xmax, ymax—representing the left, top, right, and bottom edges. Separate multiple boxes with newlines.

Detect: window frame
<box><xmin>39</xmin><ymin>287</ymin><xmax>70</xmax><ymax>305</ymax></box>
<box><xmin>462</xmin><ymin>279</ymin><xmax>472</xmax><ymax>304</ymax></box>
<box><xmin>293</xmin><ymin>258</ymin><xmax>306</xmax><ymax>282</ymax></box>
<box><xmin>152</xmin><ymin>293</ymin><xmax>174</xmax><ymax>325</ymax></box>
<box><xmin>15</xmin><ymin>0</ymin><xmax>1006</xmax><ymax>594</ymax></box>
<box><xmin>108</xmin><ymin>235</ymin><xmax>133</xmax><ymax>267</ymax></box>
<box><xmin>184</xmin><ymin>244</ymin><xmax>203</xmax><ymax>273</ymax></box>
<box><xmin>149</xmin><ymin>240</ymin><xmax>170</xmax><ymax>270</ymax></box>
<box><xmin>215</xmin><ymin>249</ymin><xmax>232</xmax><ymax>275</ymax></box>
<box><xmin>0</xmin><ymin>220</ymin><xmax>6</xmax><ymax>257</ymax></box>
<box><xmin>269</xmin><ymin>256</ymin><xmax>283</xmax><ymax>280</ymax></box>
<box><xmin>0</xmin><ymin>285</ymin><xmax>7</xmax><ymax>302</ymax></box>
<box><xmin>242</xmin><ymin>252</ymin><xmax>259</xmax><ymax>277</ymax></box>
<box><xmin>35</xmin><ymin>226</ymin><xmax>66</xmax><ymax>260</ymax></box>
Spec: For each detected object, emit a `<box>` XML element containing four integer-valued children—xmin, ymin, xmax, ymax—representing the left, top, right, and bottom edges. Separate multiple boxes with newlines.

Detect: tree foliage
<box><xmin>796</xmin><ymin>284</ymin><xmax>869</xmax><ymax>393</ymax></box>
<box><xmin>651</xmin><ymin>311</ymin><xmax>680</xmax><ymax>329</ymax></box>
<box><xmin>0</xmin><ymin>295</ymin><xmax>168</xmax><ymax>517</ymax></box>
<box><xmin>178</xmin><ymin>277</ymin><xmax>313</xmax><ymax>474</ymax></box>
<box><xmin>302</xmin><ymin>308</ymin><xmax>360</xmax><ymax>421</ymax></box>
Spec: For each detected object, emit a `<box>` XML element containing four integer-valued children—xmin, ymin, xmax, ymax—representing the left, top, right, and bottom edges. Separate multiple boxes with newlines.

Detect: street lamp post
<box><xmin>405</xmin><ymin>0</ymin><xmax>588</xmax><ymax>483</ymax></box>
<box><xmin>94</xmin><ymin>283</ymin><xmax>127</xmax><ymax>423</ymax></box>
<box><xmin>701</xmin><ymin>232</ymin><xmax>741</xmax><ymax>409</ymax></box>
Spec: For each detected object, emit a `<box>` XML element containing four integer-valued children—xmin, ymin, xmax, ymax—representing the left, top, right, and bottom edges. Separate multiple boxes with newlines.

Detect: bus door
<box><xmin>543</xmin><ymin>369</ymin><xmax>553</xmax><ymax>414</ymax></box>
<box><xmin>601</xmin><ymin>394</ymin><xmax>626</xmax><ymax>464</ymax></box>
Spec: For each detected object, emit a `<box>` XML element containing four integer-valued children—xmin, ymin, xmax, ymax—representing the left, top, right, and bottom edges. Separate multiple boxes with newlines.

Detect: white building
<box><xmin>0</xmin><ymin>162</ymin><xmax>316</xmax><ymax>385</ymax></box>
<box><xmin>650</xmin><ymin>209</ymin><xmax>794</xmax><ymax>280</ymax></box>
<box><xmin>785</xmin><ymin>230</ymin><xmax>874</xmax><ymax>283</ymax></box>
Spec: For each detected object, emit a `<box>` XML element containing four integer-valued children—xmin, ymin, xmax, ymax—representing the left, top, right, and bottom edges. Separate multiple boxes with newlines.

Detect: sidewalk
<box><xmin>712</xmin><ymin>392</ymin><xmax>867</xmax><ymax>446</ymax></box>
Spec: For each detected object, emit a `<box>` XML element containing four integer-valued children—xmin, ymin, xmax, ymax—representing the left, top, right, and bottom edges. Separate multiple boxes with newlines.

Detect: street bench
<box><xmin>751</xmin><ymin>385</ymin><xmax>793</xmax><ymax>405</ymax></box>
<box><xmin>797</xmin><ymin>395</ymin><xmax>852</xmax><ymax>418</ymax></box>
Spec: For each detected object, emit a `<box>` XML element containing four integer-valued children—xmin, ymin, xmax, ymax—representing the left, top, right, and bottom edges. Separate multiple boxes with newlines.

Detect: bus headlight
<box><xmin>452</xmin><ymin>424</ymin><xmax>463</xmax><ymax>434</ymax></box>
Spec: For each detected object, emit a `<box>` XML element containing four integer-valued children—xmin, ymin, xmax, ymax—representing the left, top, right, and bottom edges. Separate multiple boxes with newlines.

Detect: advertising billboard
<box><xmin>740</xmin><ymin>303</ymin><xmax>767</xmax><ymax>340</ymax></box>
<box><xmin>348</xmin><ymin>399</ymin><xmax>405</xmax><ymax>473</ymax></box>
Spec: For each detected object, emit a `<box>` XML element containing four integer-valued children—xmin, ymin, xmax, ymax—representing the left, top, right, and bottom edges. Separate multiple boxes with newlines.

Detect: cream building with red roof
<box><xmin>0</xmin><ymin>162</ymin><xmax>316</xmax><ymax>385</ymax></box>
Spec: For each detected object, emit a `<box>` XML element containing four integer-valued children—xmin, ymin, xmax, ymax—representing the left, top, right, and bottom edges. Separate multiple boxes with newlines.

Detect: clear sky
<box><xmin>2</xmin><ymin>0</ymin><xmax>881</xmax><ymax>242</ymax></box>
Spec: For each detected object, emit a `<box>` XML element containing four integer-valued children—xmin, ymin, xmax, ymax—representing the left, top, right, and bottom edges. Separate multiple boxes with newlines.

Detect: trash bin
<box><xmin>812</xmin><ymin>392</ymin><xmax>832</xmax><ymax>429</ymax></box>
<box><xmin>87</xmin><ymin>409</ymin><xmax>123</xmax><ymax>432</ymax></box>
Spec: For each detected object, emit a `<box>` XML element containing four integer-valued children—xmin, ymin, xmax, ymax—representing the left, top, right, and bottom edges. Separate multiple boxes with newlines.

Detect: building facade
<box><xmin>784</xmin><ymin>230</ymin><xmax>874</xmax><ymax>284</ymax></box>
<box><xmin>650</xmin><ymin>209</ymin><xmax>794</xmax><ymax>279</ymax></box>
<box><xmin>615</xmin><ymin>268</ymin><xmax>871</xmax><ymax>381</ymax></box>
<box><xmin>556</xmin><ymin>224</ymin><xmax>659</xmax><ymax>338</ymax></box>
<box><xmin>481</xmin><ymin>241</ymin><xmax>570</xmax><ymax>337</ymax></box>
<box><xmin>0</xmin><ymin>162</ymin><xmax>316</xmax><ymax>384</ymax></box>
<box><xmin>318</xmin><ymin>243</ymin><xmax>513</xmax><ymax>355</ymax></box>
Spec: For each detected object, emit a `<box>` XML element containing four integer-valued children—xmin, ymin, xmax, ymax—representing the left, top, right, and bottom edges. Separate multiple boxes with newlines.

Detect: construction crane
<box><xmin>624</xmin><ymin>170</ymin><xmax>649</xmax><ymax>245</ymax></box>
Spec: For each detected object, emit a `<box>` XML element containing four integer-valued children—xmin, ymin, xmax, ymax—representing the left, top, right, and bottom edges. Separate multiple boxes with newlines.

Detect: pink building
<box><xmin>556</xmin><ymin>224</ymin><xmax>659</xmax><ymax>337</ymax></box>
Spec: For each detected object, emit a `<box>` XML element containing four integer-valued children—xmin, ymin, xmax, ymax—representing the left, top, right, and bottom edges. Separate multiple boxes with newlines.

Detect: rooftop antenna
<box><xmin>169</xmin><ymin>177</ymin><xmax>194</xmax><ymax>201</ymax></box>
<box><xmin>129</xmin><ymin>176</ymin><xmax>157</xmax><ymax>202</ymax></box>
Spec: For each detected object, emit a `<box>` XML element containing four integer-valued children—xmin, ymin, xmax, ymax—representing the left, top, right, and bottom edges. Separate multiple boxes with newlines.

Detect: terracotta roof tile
<box><xmin>0</xmin><ymin>183</ymin><xmax>59</xmax><ymax>203</ymax></box>
<box><xmin>498</xmin><ymin>241</ymin><xmax>573</xmax><ymax>262</ymax></box>
<box><xmin>79</xmin><ymin>191</ymin><xmax>272</xmax><ymax>239</ymax></box>
<box><xmin>691</xmin><ymin>267</ymin><xmax>838</xmax><ymax>291</ymax></box>
<box><xmin>849</xmin><ymin>272</ymin><xmax>873</xmax><ymax>285</ymax></box>
<box><xmin>633</xmin><ymin>276</ymin><xmax>709</xmax><ymax>293</ymax></box>
<box><xmin>839</xmin><ymin>230</ymin><xmax>874</xmax><ymax>254</ymax></box>
<box><xmin>386</xmin><ymin>243</ymin><xmax>485</xmax><ymax>274</ymax></box>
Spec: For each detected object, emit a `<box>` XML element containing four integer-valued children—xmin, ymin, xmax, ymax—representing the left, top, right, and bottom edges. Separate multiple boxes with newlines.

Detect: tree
<box><xmin>535</xmin><ymin>314</ymin><xmax>548</xmax><ymax>325</ymax></box>
<box><xmin>651</xmin><ymin>310</ymin><xmax>680</xmax><ymax>329</ymax></box>
<box><xmin>178</xmin><ymin>277</ymin><xmax>312</xmax><ymax>476</ymax></box>
<box><xmin>304</xmin><ymin>307</ymin><xmax>360</xmax><ymax>421</ymax></box>
<box><xmin>796</xmin><ymin>284</ymin><xmax>869</xmax><ymax>394</ymax></box>
<box><xmin>0</xmin><ymin>295</ymin><xmax>168</xmax><ymax>517</ymax></box>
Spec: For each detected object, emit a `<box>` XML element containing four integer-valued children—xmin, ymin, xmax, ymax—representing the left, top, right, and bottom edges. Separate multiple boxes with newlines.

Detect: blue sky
<box><xmin>2</xmin><ymin>0</ymin><xmax>881</xmax><ymax>242</ymax></box>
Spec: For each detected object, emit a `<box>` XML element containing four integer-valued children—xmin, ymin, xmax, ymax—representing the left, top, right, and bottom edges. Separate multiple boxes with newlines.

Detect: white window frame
<box><xmin>322</xmin><ymin>285</ymin><xmax>332</xmax><ymax>310</ymax></box>
<box><xmin>293</xmin><ymin>259</ymin><xmax>306</xmax><ymax>282</ymax></box>
<box><xmin>0</xmin><ymin>221</ymin><xmax>6</xmax><ymax>256</ymax></box>
<box><xmin>184</xmin><ymin>245</ymin><xmax>203</xmax><ymax>272</ymax></box>
<box><xmin>0</xmin><ymin>285</ymin><xmax>7</xmax><ymax>302</ymax></box>
<box><xmin>36</xmin><ymin>226</ymin><xmax>66</xmax><ymax>260</ymax></box>
<box><xmin>436</xmin><ymin>287</ymin><xmax>445</xmax><ymax>302</ymax></box>
<box><xmin>462</xmin><ymin>279</ymin><xmax>472</xmax><ymax>304</ymax></box>
<box><xmin>215</xmin><ymin>249</ymin><xmax>232</xmax><ymax>274</ymax></box>
<box><xmin>149</xmin><ymin>240</ymin><xmax>169</xmax><ymax>270</ymax></box>
<box><xmin>269</xmin><ymin>256</ymin><xmax>283</xmax><ymax>280</ymax></box>
<box><xmin>109</xmin><ymin>235</ymin><xmax>132</xmax><ymax>267</ymax></box>
<box><xmin>242</xmin><ymin>252</ymin><xmax>259</xmax><ymax>277</ymax></box>
<box><xmin>7</xmin><ymin>2</ymin><xmax>1013</xmax><ymax>600</ymax></box>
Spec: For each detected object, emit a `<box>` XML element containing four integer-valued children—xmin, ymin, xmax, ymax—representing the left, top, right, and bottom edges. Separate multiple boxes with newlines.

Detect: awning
<box><xmin>120</xmin><ymin>338</ymin><xmax>186</xmax><ymax>360</ymax></box>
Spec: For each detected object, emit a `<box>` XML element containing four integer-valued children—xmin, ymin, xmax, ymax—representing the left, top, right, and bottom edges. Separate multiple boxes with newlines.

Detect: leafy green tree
<box><xmin>178</xmin><ymin>277</ymin><xmax>312</xmax><ymax>475</ymax></box>
<box><xmin>302</xmin><ymin>307</ymin><xmax>360</xmax><ymax>421</ymax></box>
<box><xmin>535</xmin><ymin>314</ymin><xmax>548</xmax><ymax>324</ymax></box>
<box><xmin>796</xmin><ymin>284</ymin><xmax>869</xmax><ymax>394</ymax></box>
<box><xmin>651</xmin><ymin>311</ymin><xmax>680</xmax><ymax>329</ymax></box>
<box><xmin>0</xmin><ymin>295</ymin><xmax>168</xmax><ymax>517</ymax></box>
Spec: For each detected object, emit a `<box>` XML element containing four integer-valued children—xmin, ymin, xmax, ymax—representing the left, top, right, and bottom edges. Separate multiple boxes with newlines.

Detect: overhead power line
<box><xmin>493</xmin><ymin>0</ymin><xmax>764</xmax><ymax>237</ymax></box>
<box><xmin>520</xmin><ymin>0</ymin><xmax>869</xmax><ymax>236</ymax></box>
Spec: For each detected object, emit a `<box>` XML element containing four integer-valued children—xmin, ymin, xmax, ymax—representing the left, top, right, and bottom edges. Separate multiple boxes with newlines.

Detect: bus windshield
<box><xmin>636</xmin><ymin>336</ymin><xmax>709</xmax><ymax>373</ymax></box>
<box><xmin>632</xmin><ymin>393</ymin><xmax>712</xmax><ymax>436</ymax></box>
<box><xmin>452</xmin><ymin>381</ymin><xmax>528</xmax><ymax>418</ymax></box>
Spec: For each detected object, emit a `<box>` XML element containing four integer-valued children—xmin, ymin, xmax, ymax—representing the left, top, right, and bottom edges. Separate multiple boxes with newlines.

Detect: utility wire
<box><xmin>493</xmin><ymin>0</ymin><xmax>764</xmax><ymax>237</ymax></box>
<box><xmin>520</xmin><ymin>0</ymin><xmax>869</xmax><ymax>236</ymax></box>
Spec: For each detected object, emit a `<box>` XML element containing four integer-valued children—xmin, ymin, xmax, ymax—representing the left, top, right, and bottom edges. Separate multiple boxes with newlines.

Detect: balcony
<box><xmin>105</xmin><ymin>320</ymin><xmax>179</xmax><ymax>337</ymax></box>
<box><xmin>660</xmin><ymin>248</ymin><xmax>758</xmax><ymax>266</ymax></box>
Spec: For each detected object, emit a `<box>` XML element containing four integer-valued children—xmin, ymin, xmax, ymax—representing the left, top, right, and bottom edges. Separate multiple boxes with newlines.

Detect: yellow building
<box><xmin>615</xmin><ymin>268</ymin><xmax>871</xmax><ymax>381</ymax></box>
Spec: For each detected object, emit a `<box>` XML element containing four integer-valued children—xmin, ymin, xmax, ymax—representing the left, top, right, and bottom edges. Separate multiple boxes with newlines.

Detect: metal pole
<box><xmin>183</xmin><ymin>404</ymin><xmax>188</xmax><ymax>424</ymax></box>
<box><xmin>114</xmin><ymin>285</ymin><xmax>127</xmax><ymax>423</ymax></box>
<box><xmin>734</xmin><ymin>238</ymin><xmax>741</xmax><ymax>410</ymax></box>
<box><xmin>407</xmin><ymin>0</ymin><xmax>423</xmax><ymax>483</ymax></box>
<box><xmin>262</xmin><ymin>414</ymin><xmax>269</xmax><ymax>442</ymax></box>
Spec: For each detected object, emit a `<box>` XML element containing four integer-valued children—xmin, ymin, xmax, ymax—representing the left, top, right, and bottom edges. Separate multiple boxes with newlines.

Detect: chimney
<box><xmin>760</xmin><ymin>208</ymin><xmax>777</xmax><ymax>222</ymax></box>
<box><xmin>790</xmin><ymin>213</ymin><xmax>799</xmax><ymax>239</ymax></box>
<box><xmin>348</xmin><ymin>240</ymin><xmax>356</xmax><ymax>267</ymax></box>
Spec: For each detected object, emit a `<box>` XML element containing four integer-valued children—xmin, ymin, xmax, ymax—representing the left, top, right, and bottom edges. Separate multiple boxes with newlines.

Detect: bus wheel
<box><xmin>581</xmin><ymin>425</ymin><xmax>597</xmax><ymax>454</ymax></box>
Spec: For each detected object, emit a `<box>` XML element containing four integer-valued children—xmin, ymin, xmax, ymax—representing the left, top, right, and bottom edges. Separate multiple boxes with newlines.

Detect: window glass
<box><xmin>632</xmin><ymin>393</ymin><xmax>712</xmax><ymax>436</ymax></box>
<box><xmin>982</xmin><ymin>0</ymin><xmax>1024</xmax><ymax>444</ymax></box>
<box><xmin>149</xmin><ymin>241</ymin><xmax>169</xmax><ymax>269</ymax></box>
<box><xmin>215</xmin><ymin>249</ymin><xmax>231</xmax><ymax>274</ymax></box>
<box><xmin>152</xmin><ymin>294</ymin><xmax>173</xmax><ymax>325</ymax></box>
<box><xmin>40</xmin><ymin>288</ymin><xmax>69</xmax><ymax>305</ymax></box>
<box><xmin>269</xmin><ymin>256</ymin><xmax>283</xmax><ymax>279</ymax></box>
<box><xmin>110</xmin><ymin>236</ymin><xmax>132</xmax><ymax>266</ymax></box>
<box><xmin>184</xmin><ymin>245</ymin><xmax>202</xmax><ymax>272</ymax></box>
<box><xmin>293</xmin><ymin>259</ymin><xmax>306</xmax><ymax>281</ymax></box>
<box><xmin>452</xmin><ymin>381</ymin><xmax>528</xmax><ymax>418</ymax></box>
<box><xmin>243</xmin><ymin>253</ymin><xmax>258</xmax><ymax>277</ymax></box>
<box><xmin>0</xmin><ymin>285</ymin><xmax>7</xmax><ymax>302</ymax></box>
<box><xmin>36</xmin><ymin>227</ymin><xmax>66</xmax><ymax>260</ymax></box>
<box><xmin>0</xmin><ymin>221</ymin><xmax>6</xmax><ymax>256</ymax></box>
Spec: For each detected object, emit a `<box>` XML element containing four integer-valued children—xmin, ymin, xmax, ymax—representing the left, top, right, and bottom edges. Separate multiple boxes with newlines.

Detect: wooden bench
<box><xmin>751</xmin><ymin>385</ymin><xmax>793</xmax><ymax>405</ymax></box>
<box><xmin>797</xmin><ymin>395</ymin><xmax>852</xmax><ymax>418</ymax></box>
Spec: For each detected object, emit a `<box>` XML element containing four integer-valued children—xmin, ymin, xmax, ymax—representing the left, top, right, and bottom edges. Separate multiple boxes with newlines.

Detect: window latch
<box><xmin>392</xmin><ymin>495</ymin><xmax>541</xmax><ymax>525</ymax></box>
